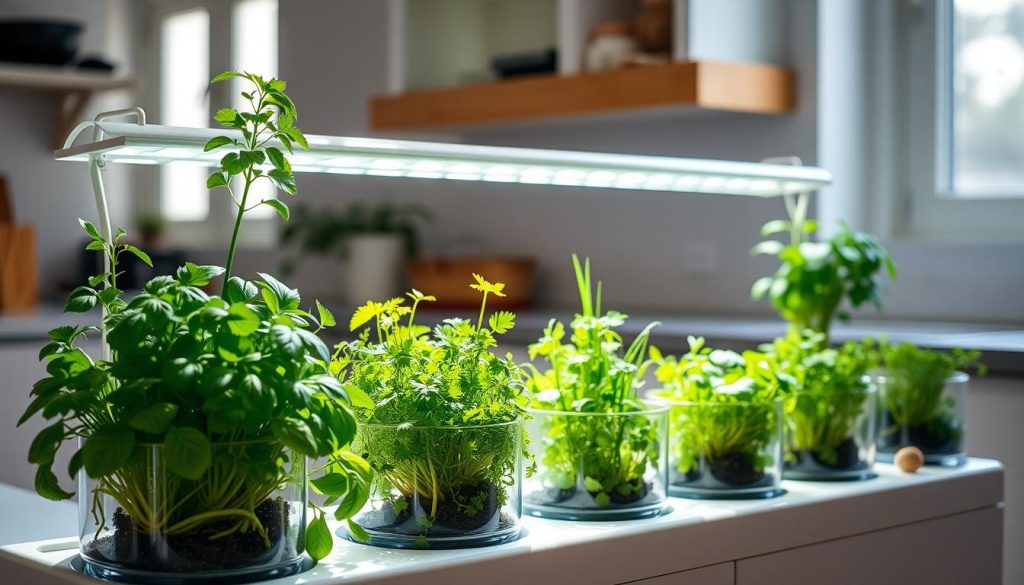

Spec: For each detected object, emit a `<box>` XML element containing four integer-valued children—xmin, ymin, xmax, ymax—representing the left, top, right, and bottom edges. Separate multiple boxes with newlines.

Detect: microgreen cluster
<box><xmin>524</xmin><ymin>256</ymin><xmax>660</xmax><ymax>506</ymax></box>
<box><xmin>764</xmin><ymin>329</ymin><xmax>876</xmax><ymax>466</ymax></box>
<box><xmin>21</xmin><ymin>72</ymin><xmax>367</xmax><ymax>563</ymax></box>
<box><xmin>652</xmin><ymin>337</ymin><xmax>789</xmax><ymax>481</ymax></box>
<box><xmin>876</xmin><ymin>342</ymin><xmax>983</xmax><ymax>446</ymax></box>
<box><xmin>331</xmin><ymin>275</ymin><xmax>526</xmax><ymax>543</ymax></box>
<box><xmin>751</xmin><ymin>195</ymin><xmax>897</xmax><ymax>341</ymax></box>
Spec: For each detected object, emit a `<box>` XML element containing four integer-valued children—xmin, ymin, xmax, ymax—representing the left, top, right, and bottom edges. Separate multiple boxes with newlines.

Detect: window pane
<box><xmin>951</xmin><ymin>0</ymin><xmax>1024</xmax><ymax>196</ymax></box>
<box><xmin>233</xmin><ymin>0</ymin><xmax>279</xmax><ymax>219</ymax></box>
<box><xmin>160</xmin><ymin>9</ymin><xmax>210</xmax><ymax>221</ymax></box>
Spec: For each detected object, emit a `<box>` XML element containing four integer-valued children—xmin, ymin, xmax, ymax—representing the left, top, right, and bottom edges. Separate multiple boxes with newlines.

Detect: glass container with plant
<box><xmin>765</xmin><ymin>329</ymin><xmax>878</xmax><ymax>480</ymax></box>
<box><xmin>331</xmin><ymin>275</ymin><xmax>526</xmax><ymax>549</ymax></box>
<box><xmin>522</xmin><ymin>256</ymin><xmax>668</xmax><ymax>520</ymax></box>
<box><xmin>650</xmin><ymin>337</ymin><xmax>787</xmax><ymax>499</ymax></box>
<box><xmin>873</xmin><ymin>342</ymin><xmax>983</xmax><ymax>467</ymax></box>
<box><xmin>20</xmin><ymin>72</ymin><xmax>370</xmax><ymax>582</ymax></box>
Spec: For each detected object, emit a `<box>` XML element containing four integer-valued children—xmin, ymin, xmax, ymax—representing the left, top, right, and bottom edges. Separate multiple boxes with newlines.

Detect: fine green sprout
<box><xmin>524</xmin><ymin>255</ymin><xmax>661</xmax><ymax>507</ymax></box>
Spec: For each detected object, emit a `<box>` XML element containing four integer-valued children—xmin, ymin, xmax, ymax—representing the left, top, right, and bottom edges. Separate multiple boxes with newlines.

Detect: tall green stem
<box><xmin>222</xmin><ymin>171</ymin><xmax>253</xmax><ymax>294</ymax></box>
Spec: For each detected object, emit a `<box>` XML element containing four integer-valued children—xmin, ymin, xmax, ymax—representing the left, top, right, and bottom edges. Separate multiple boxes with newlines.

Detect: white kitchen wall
<box><xmin>0</xmin><ymin>0</ymin><xmax>139</xmax><ymax>295</ymax></box>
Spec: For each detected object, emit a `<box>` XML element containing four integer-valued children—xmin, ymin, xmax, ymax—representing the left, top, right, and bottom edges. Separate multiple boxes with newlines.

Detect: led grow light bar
<box><xmin>57</xmin><ymin>120</ymin><xmax>831</xmax><ymax>197</ymax></box>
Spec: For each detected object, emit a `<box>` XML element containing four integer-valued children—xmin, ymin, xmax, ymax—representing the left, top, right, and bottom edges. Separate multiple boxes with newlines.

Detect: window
<box><xmin>898</xmin><ymin>0</ymin><xmax>1024</xmax><ymax>239</ymax></box>
<box><xmin>940</xmin><ymin>0</ymin><xmax>1024</xmax><ymax>197</ymax></box>
<box><xmin>146</xmin><ymin>0</ymin><xmax>280</xmax><ymax>243</ymax></box>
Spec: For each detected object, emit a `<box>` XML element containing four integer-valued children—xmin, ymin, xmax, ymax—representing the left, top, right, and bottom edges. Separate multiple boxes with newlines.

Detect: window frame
<box><xmin>141</xmin><ymin>0</ymin><xmax>278</xmax><ymax>249</ymax></box>
<box><xmin>897</xmin><ymin>0</ymin><xmax>1024</xmax><ymax>241</ymax></box>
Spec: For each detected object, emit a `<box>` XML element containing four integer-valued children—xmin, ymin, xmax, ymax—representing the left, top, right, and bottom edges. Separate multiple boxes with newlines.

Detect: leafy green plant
<box><xmin>652</xmin><ymin>337</ymin><xmax>789</xmax><ymax>486</ymax></box>
<box><xmin>764</xmin><ymin>329</ymin><xmax>875</xmax><ymax>468</ymax></box>
<box><xmin>751</xmin><ymin>193</ymin><xmax>897</xmax><ymax>341</ymax></box>
<box><xmin>523</xmin><ymin>256</ymin><xmax>661</xmax><ymax>507</ymax></box>
<box><xmin>331</xmin><ymin>275</ymin><xmax>526</xmax><ymax>546</ymax></box>
<box><xmin>20</xmin><ymin>71</ymin><xmax>368</xmax><ymax>566</ymax></box>
<box><xmin>876</xmin><ymin>342</ymin><xmax>983</xmax><ymax>454</ymax></box>
<box><xmin>280</xmin><ymin>201</ymin><xmax>431</xmax><ymax>275</ymax></box>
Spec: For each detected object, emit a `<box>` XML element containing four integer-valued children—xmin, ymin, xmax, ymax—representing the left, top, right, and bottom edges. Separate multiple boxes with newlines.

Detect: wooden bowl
<box><xmin>407</xmin><ymin>258</ymin><xmax>536</xmax><ymax>309</ymax></box>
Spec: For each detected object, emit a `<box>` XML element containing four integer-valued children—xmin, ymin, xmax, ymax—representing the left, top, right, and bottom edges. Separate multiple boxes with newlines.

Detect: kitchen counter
<box><xmin>0</xmin><ymin>459</ymin><xmax>1003</xmax><ymax>584</ymax></box>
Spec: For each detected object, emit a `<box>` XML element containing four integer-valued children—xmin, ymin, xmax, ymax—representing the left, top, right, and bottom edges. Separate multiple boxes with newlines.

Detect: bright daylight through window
<box><xmin>946</xmin><ymin>0</ymin><xmax>1024</xmax><ymax>197</ymax></box>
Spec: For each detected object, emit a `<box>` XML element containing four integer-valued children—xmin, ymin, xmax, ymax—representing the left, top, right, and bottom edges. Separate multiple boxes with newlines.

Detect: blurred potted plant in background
<box><xmin>134</xmin><ymin>211</ymin><xmax>165</xmax><ymax>250</ymax></box>
<box><xmin>281</xmin><ymin>201</ymin><xmax>430</xmax><ymax>304</ymax></box>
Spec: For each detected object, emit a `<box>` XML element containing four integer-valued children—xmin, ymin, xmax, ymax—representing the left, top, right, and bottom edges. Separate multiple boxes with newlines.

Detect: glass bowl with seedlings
<box><xmin>650</xmin><ymin>338</ymin><xmax>787</xmax><ymax>499</ymax></box>
<box><xmin>765</xmin><ymin>329</ymin><xmax>878</xmax><ymax>481</ymax></box>
<box><xmin>522</xmin><ymin>256</ymin><xmax>668</xmax><ymax>521</ymax></box>
<box><xmin>20</xmin><ymin>72</ymin><xmax>370</xmax><ymax>582</ymax></box>
<box><xmin>872</xmin><ymin>342</ymin><xmax>983</xmax><ymax>467</ymax></box>
<box><xmin>332</xmin><ymin>276</ymin><xmax>527</xmax><ymax>549</ymax></box>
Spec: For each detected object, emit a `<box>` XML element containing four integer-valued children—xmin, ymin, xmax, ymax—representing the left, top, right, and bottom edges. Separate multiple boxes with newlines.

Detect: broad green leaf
<box><xmin>204</xmin><ymin>135</ymin><xmax>235</xmax><ymax>152</ymax></box>
<box><xmin>78</xmin><ymin>219</ymin><xmax>102</xmax><ymax>241</ymax></box>
<box><xmin>270</xmin><ymin>325</ymin><xmax>303</xmax><ymax>357</ymax></box>
<box><xmin>262</xmin><ymin>199</ymin><xmax>290</xmax><ymax>221</ymax></box>
<box><xmin>751</xmin><ymin>240</ymin><xmax>784</xmax><ymax>257</ymax></box>
<box><xmin>311</xmin><ymin>472</ymin><xmax>349</xmax><ymax>495</ymax></box>
<box><xmin>306</xmin><ymin>513</ymin><xmax>333</xmax><ymax>560</ymax></box>
<box><xmin>268</xmin><ymin>168</ymin><xmax>296</xmax><ymax>194</ymax></box>
<box><xmin>316</xmin><ymin>300</ymin><xmax>336</xmax><ymax>328</ymax></box>
<box><xmin>176</xmin><ymin>262</ymin><xmax>225</xmax><ymax>287</ymax></box>
<box><xmin>123</xmin><ymin>245</ymin><xmax>153</xmax><ymax>267</ymax></box>
<box><xmin>207</xmin><ymin>171</ymin><xmax>229</xmax><ymax>189</ymax></box>
<box><xmin>343</xmin><ymin>383</ymin><xmax>375</xmax><ymax>409</ymax></box>
<box><xmin>85</xmin><ymin>240</ymin><xmax>105</xmax><ymax>251</ymax></box>
<box><xmin>129</xmin><ymin>403</ymin><xmax>178</xmax><ymax>435</ymax></box>
<box><xmin>211</xmin><ymin>70</ymin><xmax>243</xmax><ymax>83</ymax></box>
<box><xmin>347</xmin><ymin>520</ymin><xmax>370</xmax><ymax>543</ymax></box>
<box><xmin>227</xmin><ymin>302</ymin><xmax>260</xmax><ymax>336</ymax></box>
<box><xmin>751</xmin><ymin>276</ymin><xmax>772</xmax><ymax>300</ymax></box>
<box><xmin>760</xmin><ymin>219</ymin><xmax>791</xmax><ymax>236</ymax></box>
<box><xmin>271</xmin><ymin>418</ymin><xmax>317</xmax><ymax>456</ymax></box>
<box><xmin>583</xmin><ymin>476</ymin><xmax>603</xmax><ymax>492</ymax></box>
<box><xmin>224</xmin><ymin>276</ymin><xmax>258</xmax><ymax>304</ymax></box>
<box><xmin>164</xmin><ymin>427</ymin><xmax>212</xmax><ymax>480</ymax></box>
<box><xmin>214</xmin><ymin>108</ymin><xmax>240</xmax><ymax>126</ymax></box>
<box><xmin>349</xmin><ymin>301</ymin><xmax>380</xmax><ymax>331</ymax></box>
<box><xmin>65</xmin><ymin>286</ymin><xmax>98</xmax><ymax>313</ymax></box>
<box><xmin>265</xmin><ymin>146</ymin><xmax>290</xmax><ymax>173</ymax></box>
<box><xmin>82</xmin><ymin>426</ymin><xmax>135</xmax><ymax>477</ymax></box>
<box><xmin>257</xmin><ymin>272</ymin><xmax>301</xmax><ymax>311</ymax></box>
<box><xmin>35</xmin><ymin>466</ymin><xmax>74</xmax><ymax>501</ymax></box>
<box><xmin>28</xmin><ymin>422</ymin><xmax>65</xmax><ymax>466</ymax></box>
<box><xmin>488</xmin><ymin>311</ymin><xmax>516</xmax><ymax>334</ymax></box>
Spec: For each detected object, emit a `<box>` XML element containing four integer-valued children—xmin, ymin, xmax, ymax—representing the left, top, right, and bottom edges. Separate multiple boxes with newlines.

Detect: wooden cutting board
<box><xmin>0</xmin><ymin>176</ymin><xmax>38</xmax><ymax>312</ymax></box>
<box><xmin>0</xmin><ymin>224</ymin><xmax>38</xmax><ymax>312</ymax></box>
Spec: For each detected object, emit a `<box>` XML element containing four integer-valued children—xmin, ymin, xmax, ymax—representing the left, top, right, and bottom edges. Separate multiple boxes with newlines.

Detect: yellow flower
<box><xmin>469</xmin><ymin>273</ymin><xmax>506</xmax><ymax>297</ymax></box>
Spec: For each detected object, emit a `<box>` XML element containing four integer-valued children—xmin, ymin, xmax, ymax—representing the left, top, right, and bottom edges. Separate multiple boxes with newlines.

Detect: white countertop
<box><xmin>0</xmin><ymin>459</ymin><xmax>1003</xmax><ymax>584</ymax></box>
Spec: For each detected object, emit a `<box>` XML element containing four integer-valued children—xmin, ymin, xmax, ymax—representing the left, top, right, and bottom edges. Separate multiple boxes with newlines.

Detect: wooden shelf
<box><xmin>0</xmin><ymin>63</ymin><xmax>135</xmax><ymax>149</ymax></box>
<box><xmin>371</xmin><ymin>61</ymin><xmax>794</xmax><ymax>131</ymax></box>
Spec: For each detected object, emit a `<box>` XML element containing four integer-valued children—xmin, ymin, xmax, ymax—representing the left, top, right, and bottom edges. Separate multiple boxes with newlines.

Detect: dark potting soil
<box><xmin>526</xmin><ymin>478</ymin><xmax>655</xmax><ymax>509</ymax></box>
<box><xmin>878</xmin><ymin>411</ymin><xmax>962</xmax><ymax>455</ymax></box>
<box><xmin>708</xmin><ymin>452</ymin><xmax>765</xmax><ymax>486</ymax></box>
<box><xmin>360</xmin><ymin>482</ymin><xmax>509</xmax><ymax>536</ymax></box>
<box><xmin>86</xmin><ymin>497</ymin><xmax>292</xmax><ymax>573</ymax></box>
<box><xmin>788</xmin><ymin>437</ymin><xmax>868</xmax><ymax>472</ymax></box>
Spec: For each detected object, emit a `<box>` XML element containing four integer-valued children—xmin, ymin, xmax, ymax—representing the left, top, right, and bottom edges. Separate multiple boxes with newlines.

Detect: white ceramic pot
<box><xmin>345</xmin><ymin>234</ymin><xmax>404</xmax><ymax>304</ymax></box>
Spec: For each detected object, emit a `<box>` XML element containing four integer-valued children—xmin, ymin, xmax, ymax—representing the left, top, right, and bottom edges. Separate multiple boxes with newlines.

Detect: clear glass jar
<box><xmin>653</xmin><ymin>398</ymin><xmax>785</xmax><ymax>499</ymax></box>
<box><xmin>783</xmin><ymin>382</ymin><xmax>878</xmax><ymax>481</ymax></box>
<box><xmin>874</xmin><ymin>370</ymin><xmax>969</xmax><ymax>467</ymax></box>
<box><xmin>349</xmin><ymin>419</ymin><xmax>524</xmax><ymax>549</ymax></box>
<box><xmin>79</xmin><ymin>440</ymin><xmax>307</xmax><ymax>583</ymax></box>
<box><xmin>524</xmin><ymin>406</ymin><xmax>669</xmax><ymax>520</ymax></box>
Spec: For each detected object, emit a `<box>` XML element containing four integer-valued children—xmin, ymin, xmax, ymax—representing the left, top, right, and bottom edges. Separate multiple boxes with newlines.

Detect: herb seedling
<box><xmin>21</xmin><ymin>72</ymin><xmax>368</xmax><ymax>568</ymax></box>
<box><xmin>331</xmin><ymin>276</ymin><xmax>526</xmax><ymax>546</ymax></box>
<box><xmin>876</xmin><ymin>342</ymin><xmax>983</xmax><ymax>456</ymax></box>
<box><xmin>652</xmin><ymin>337</ymin><xmax>789</xmax><ymax>489</ymax></box>
<box><xmin>764</xmin><ymin>329</ymin><xmax>876</xmax><ymax>471</ymax></box>
<box><xmin>751</xmin><ymin>194</ymin><xmax>897</xmax><ymax>341</ymax></box>
<box><xmin>524</xmin><ymin>256</ymin><xmax>661</xmax><ymax>509</ymax></box>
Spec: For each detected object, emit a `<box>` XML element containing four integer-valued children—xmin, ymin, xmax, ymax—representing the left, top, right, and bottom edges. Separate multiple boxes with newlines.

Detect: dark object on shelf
<box><xmin>786</xmin><ymin>437</ymin><xmax>873</xmax><ymax>481</ymax></box>
<box><xmin>76</xmin><ymin>56</ymin><xmax>115</xmax><ymax>72</ymax></box>
<box><xmin>492</xmin><ymin>47</ymin><xmax>557</xmax><ymax>79</ymax></box>
<box><xmin>635</xmin><ymin>0</ymin><xmax>673</xmax><ymax>54</ymax></box>
<box><xmin>708</xmin><ymin>452</ymin><xmax>766</xmax><ymax>486</ymax></box>
<box><xmin>0</xmin><ymin>19</ymin><xmax>83</xmax><ymax>66</ymax></box>
<box><xmin>878</xmin><ymin>410</ymin><xmax>963</xmax><ymax>457</ymax></box>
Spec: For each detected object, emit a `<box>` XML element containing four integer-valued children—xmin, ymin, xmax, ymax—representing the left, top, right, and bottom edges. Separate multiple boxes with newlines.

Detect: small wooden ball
<box><xmin>895</xmin><ymin>446</ymin><xmax>925</xmax><ymax>473</ymax></box>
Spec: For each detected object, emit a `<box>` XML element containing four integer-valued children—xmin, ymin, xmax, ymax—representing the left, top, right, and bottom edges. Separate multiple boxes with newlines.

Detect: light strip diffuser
<box><xmin>56</xmin><ymin>122</ymin><xmax>831</xmax><ymax>196</ymax></box>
